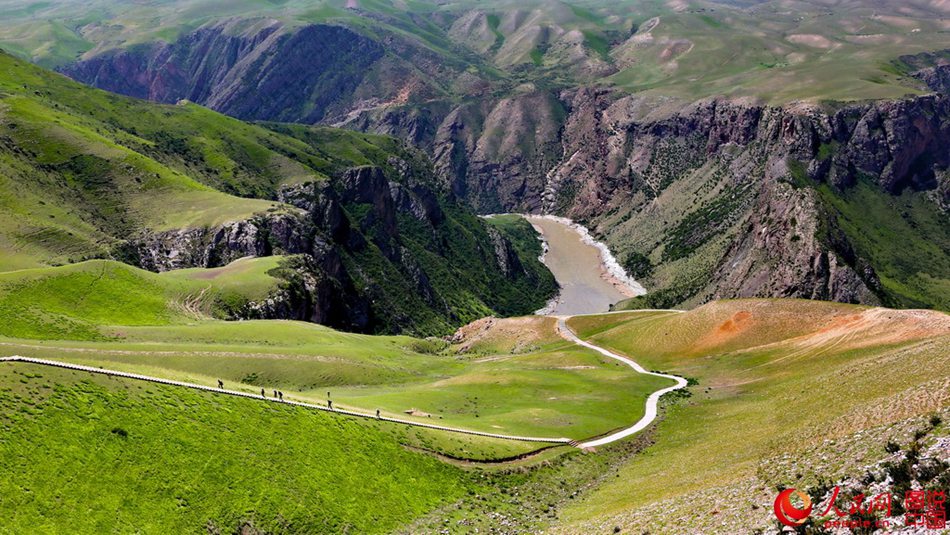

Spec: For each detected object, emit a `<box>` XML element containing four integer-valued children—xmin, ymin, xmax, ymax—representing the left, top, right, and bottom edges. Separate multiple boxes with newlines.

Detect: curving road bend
<box><xmin>1</xmin><ymin>315</ymin><xmax>687</xmax><ymax>450</ymax></box>
<box><xmin>556</xmin><ymin>316</ymin><xmax>688</xmax><ymax>449</ymax></box>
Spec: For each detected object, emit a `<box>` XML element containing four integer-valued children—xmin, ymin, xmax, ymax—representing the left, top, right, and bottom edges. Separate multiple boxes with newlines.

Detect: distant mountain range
<box><xmin>1</xmin><ymin>0</ymin><xmax>948</xmax><ymax>312</ymax></box>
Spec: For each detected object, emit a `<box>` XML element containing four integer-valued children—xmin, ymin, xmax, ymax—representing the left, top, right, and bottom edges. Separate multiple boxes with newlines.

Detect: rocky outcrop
<box><xmin>899</xmin><ymin>49</ymin><xmax>950</xmax><ymax>94</ymax></box>
<box><xmin>123</xmin><ymin>162</ymin><xmax>554</xmax><ymax>334</ymax></box>
<box><xmin>61</xmin><ymin>19</ymin><xmax>949</xmax><ymax>310</ymax></box>
<box><xmin>708</xmin><ymin>182</ymin><xmax>880</xmax><ymax>305</ymax></box>
<box><xmin>353</xmin><ymin>89</ymin><xmax>565</xmax><ymax>213</ymax></box>
<box><xmin>132</xmin><ymin>211</ymin><xmax>311</xmax><ymax>272</ymax></box>
<box><xmin>352</xmin><ymin>88</ymin><xmax>949</xmax><ymax>308</ymax></box>
<box><xmin>525</xmin><ymin>90</ymin><xmax>950</xmax><ymax>215</ymax></box>
<box><xmin>541</xmin><ymin>91</ymin><xmax>949</xmax><ymax>307</ymax></box>
<box><xmin>485</xmin><ymin>226</ymin><xmax>527</xmax><ymax>279</ymax></box>
<box><xmin>240</xmin><ymin>249</ymin><xmax>372</xmax><ymax>332</ymax></box>
<box><xmin>915</xmin><ymin>66</ymin><xmax>950</xmax><ymax>94</ymax></box>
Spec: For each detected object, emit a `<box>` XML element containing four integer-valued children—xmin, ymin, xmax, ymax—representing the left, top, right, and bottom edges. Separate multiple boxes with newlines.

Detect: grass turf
<box><xmin>0</xmin><ymin>259</ymin><xmax>286</xmax><ymax>341</ymax></box>
<box><xmin>0</xmin><ymin>363</ymin><xmax>473</xmax><ymax>533</ymax></box>
<box><xmin>0</xmin><ymin>257</ymin><xmax>661</xmax><ymax>455</ymax></box>
<box><xmin>556</xmin><ymin>299</ymin><xmax>950</xmax><ymax>532</ymax></box>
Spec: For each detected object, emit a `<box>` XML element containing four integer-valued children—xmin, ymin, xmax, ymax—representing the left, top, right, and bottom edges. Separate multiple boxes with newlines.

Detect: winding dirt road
<box><xmin>1</xmin><ymin>315</ymin><xmax>688</xmax><ymax>450</ymax></box>
<box><xmin>555</xmin><ymin>316</ymin><xmax>688</xmax><ymax>449</ymax></box>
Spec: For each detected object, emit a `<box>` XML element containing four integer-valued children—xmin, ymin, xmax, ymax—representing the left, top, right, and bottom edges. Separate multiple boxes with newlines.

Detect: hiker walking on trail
<box><xmin>328</xmin><ymin>399</ymin><xmax>333</xmax><ymax>410</ymax></box>
<box><xmin>217</xmin><ymin>379</ymin><xmax>224</xmax><ymax>389</ymax></box>
<box><xmin>261</xmin><ymin>388</ymin><xmax>265</xmax><ymax>397</ymax></box>
<box><xmin>273</xmin><ymin>390</ymin><xmax>278</xmax><ymax>398</ymax></box>
<box><xmin>278</xmin><ymin>391</ymin><xmax>283</xmax><ymax>401</ymax></box>
<box><xmin>376</xmin><ymin>409</ymin><xmax>380</xmax><ymax>418</ymax></box>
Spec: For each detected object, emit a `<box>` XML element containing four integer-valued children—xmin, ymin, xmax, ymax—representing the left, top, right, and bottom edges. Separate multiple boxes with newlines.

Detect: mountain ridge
<box><xmin>36</xmin><ymin>3</ymin><xmax>950</xmax><ymax>312</ymax></box>
<box><xmin>0</xmin><ymin>50</ymin><xmax>556</xmax><ymax>335</ymax></box>
<box><xmin>356</xmin><ymin>88</ymin><xmax>950</xmax><ymax>311</ymax></box>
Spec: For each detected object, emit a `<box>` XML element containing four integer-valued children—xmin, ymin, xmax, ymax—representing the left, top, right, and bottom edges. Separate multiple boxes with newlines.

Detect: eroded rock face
<box><xmin>126</xmin><ymin>190</ymin><xmax>376</xmax><ymax>331</ymax></box>
<box><xmin>352</xmin><ymin>90</ymin><xmax>949</xmax><ymax>308</ymax></box>
<box><xmin>485</xmin><ymin>226</ymin><xmax>528</xmax><ymax>280</ymax></box>
<box><xmin>63</xmin><ymin>20</ymin><xmax>948</xmax><ymax>309</ymax></box>
<box><xmin>538</xmin><ymin>92</ymin><xmax>949</xmax><ymax>306</ymax></box>
<box><xmin>125</xmin><ymin>163</ymin><xmax>548</xmax><ymax>334</ymax></box>
<box><xmin>709</xmin><ymin>182</ymin><xmax>880</xmax><ymax>305</ymax></box>
<box><xmin>241</xmin><ymin>246</ymin><xmax>371</xmax><ymax>332</ymax></box>
<box><xmin>134</xmin><ymin>211</ymin><xmax>311</xmax><ymax>272</ymax></box>
<box><xmin>914</xmin><ymin>65</ymin><xmax>950</xmax><ymax>94</ymax></box>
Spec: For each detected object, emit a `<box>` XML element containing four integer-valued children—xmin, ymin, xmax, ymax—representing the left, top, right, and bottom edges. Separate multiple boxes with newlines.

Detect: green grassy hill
<box><xmin>0</xmin><ymin>252</ymin><xmax>675</xmax><ymax>532</ymax></box>
<box><xmin>557</xmin><ymin>299</ymin><xmax>950</xmax><ymax>533</ymax></box>
<box><xmin>0</xmin><ymin>47</ymin><xmax>425</xmax><ymax>268</ymax></box>
<box><xmin>0</xmin><ymin>257</ymin><xmax>650</xmax><ymax>454</ymax></box>
<box><xmin>0</xmin><ymin>49</ymin><xmax>308</xmax><ymax>268</ymax></box>
<box><xmin>0</xmin><ymin>258</ymin><xmax>285</xmax><ymax>341</ymax></box>
<box><xmin>1</xmin><ymin>294</ymin><xmax>947</xmax><ymax>532</ymax></box>
<box><xmin>0</xmin><ymin>362</ymin><xmax>474</xmax><ymax>534</ymax></box>
<box><xmin>0</xmin><ymin>50</ymin><xmax>557</xmax><ymax>335</ymax></box>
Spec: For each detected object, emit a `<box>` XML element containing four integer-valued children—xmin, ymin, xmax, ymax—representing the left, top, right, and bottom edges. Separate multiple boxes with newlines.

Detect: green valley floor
<box><xmin>2</xmin><ymin>295</ymin><xmax>949</xmax><ymax>532</ymax></box>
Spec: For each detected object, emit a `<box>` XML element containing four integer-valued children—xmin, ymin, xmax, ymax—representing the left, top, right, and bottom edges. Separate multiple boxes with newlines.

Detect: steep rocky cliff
<box><xmin>350</xmin><ymin>89</ymin><xmax>950</xmax><ymax>311</ymax></box>
<box><xmin>0</xmin><ymin>50</ymin><xmax>555</xmax><ymax>336</ymax></box>
<box><xmin>58</xmin><ymin>21</ymin><xmax>950</xmax><ymax>311</ymax></box>
<box><xmin>549</xmin><ymin>92</ymin><xmax>949</xmax><ymax>310</ymax></box>
<box><xmin>121</xmin><ymin>163</ymin><xmax>555</xmax><ymax>335</ymax></box>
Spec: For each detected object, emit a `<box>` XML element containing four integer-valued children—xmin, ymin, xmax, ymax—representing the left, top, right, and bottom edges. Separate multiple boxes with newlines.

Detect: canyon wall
<box><xmin>63</xmin><ymin>23</ymin><xmax>950</xmax><ymax>310</ymax></box>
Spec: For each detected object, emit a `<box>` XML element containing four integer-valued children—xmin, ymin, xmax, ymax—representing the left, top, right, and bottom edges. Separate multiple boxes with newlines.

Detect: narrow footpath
<box><xmin>1</xmin><ymin>315</ymin><xmax>688</xmax><ymax>450</ymax></box>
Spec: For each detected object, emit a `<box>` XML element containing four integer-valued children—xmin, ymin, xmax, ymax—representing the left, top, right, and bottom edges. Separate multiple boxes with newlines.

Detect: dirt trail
<box><xmin>555</xmin><ymin>316</ymin><xmax>689</xmax><ymax>449</ymax></box>
<box><xmin>1</xmin><ymin>313</ymin><xmax>691</xmax><ymax>450</ymax></box>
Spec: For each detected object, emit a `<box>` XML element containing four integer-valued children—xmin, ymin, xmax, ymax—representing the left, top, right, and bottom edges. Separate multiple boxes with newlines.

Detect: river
<box><xmin>523</xmin><ymin>216</ymin><xmax>646</xmax><ymax>316</ymax></box>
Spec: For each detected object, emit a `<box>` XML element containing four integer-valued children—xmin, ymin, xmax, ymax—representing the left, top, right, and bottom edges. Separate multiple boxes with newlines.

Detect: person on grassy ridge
<box><xmin>376</xmin><ymin>409</ymin><xmax>380</xmax><ymax>419</ymax></box>
<box><xmin>261</xmin><ymin>388</ymin><xmax>265</xmax><ymax>397</ymax></box>
<box><xmin>328</xmin><ymin>399</ymin><xmax>333</xmax><ymax>410</ymax></box>
<box><xmin>278</xmin><ymin>391</ymin><xmax>283</xmax><ymax>401</ymax></box>
<box><xmin>217</xmin><ymin>380</ymin><xmax>223</xmax><ymax>389</ymax></box>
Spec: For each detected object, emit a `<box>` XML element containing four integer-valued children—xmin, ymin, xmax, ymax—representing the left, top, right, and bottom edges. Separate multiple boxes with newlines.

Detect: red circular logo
<box><xmin>774</xmin><ymin>488</ymin><xmax>813</xmax><ymax>527</ymax></box>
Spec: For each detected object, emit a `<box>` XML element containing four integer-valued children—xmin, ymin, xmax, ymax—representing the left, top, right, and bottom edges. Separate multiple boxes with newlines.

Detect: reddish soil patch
<box><xmin>716</xmin><ymin>311</ymin><xmax>752</xmax><ymax>334</ymax></box>
<box><xmin>794</xmin><ymin>308</ymin><xmax>950</xmax><ymax>351</ymax></box>
<box><xmin>691</xmin><ymin>310</ymin><xmax>756</xmax><ymax>354</ymax></box>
